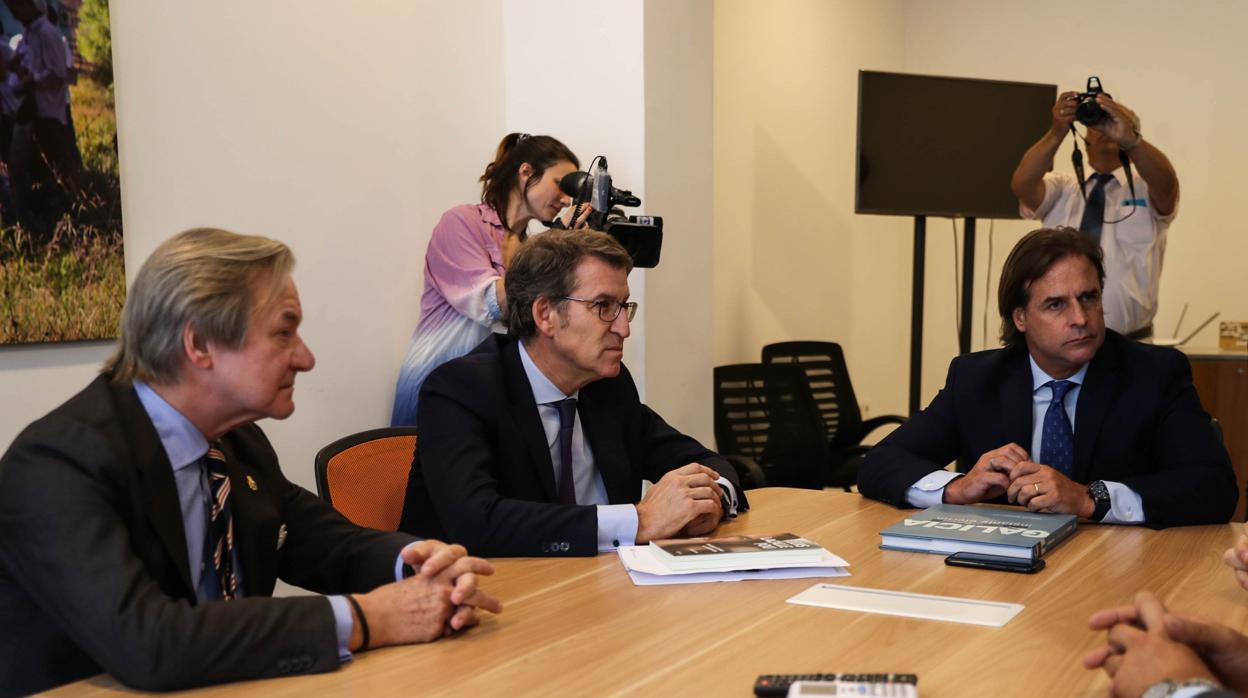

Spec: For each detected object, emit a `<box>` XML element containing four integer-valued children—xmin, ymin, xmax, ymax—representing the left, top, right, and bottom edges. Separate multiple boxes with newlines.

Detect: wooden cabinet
<box><xmin>1184</xmin><ymin>347</ymin><xmax>1248</xmax><ymax>521</ymax></box>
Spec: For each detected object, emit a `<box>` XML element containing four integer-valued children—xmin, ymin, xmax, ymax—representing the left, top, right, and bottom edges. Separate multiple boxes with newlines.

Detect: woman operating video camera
<box><xmin>390</xmin><ymin>133</ymin><xmax>581</xmax><ymax>426</ymax></box>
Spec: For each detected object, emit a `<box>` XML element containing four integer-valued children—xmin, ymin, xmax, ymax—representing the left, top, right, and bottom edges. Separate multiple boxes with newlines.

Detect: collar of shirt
<box><xmin>133</xmin><ymin>381</ymin><xmax>209</xmax><ymax>473</ymax></box>
<box><xmin>1084</xmin><ymin>168</ymin><xmax>1129</xmax><ymax>193</ymax></box>
<box><xmin>477</xmin><ymin>202</ymin><xmax>504</xmax><ymax>229</ymax></box>
<box><xmin>1028</xmin><ymin>354</ymin><xmax>1090</xmax><ymax>394</ymax></box>
<box><xmin>518</xmin><ymin>339</ymin><xmax>580</xmax><ymax>406</ymax></box>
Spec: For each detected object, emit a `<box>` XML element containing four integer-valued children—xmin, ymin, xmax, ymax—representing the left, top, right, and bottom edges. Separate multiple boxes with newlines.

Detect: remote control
<box><xmin>754</xmin><ymin>673</ymin><xmax>918</xmax><ymax>697</ymax></box>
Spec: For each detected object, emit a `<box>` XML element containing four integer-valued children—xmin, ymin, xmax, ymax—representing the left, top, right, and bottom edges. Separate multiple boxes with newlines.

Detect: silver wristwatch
<box><xmin>1142</xmin><ymin>678</ymin><xmax>1221</xmax><ymax>698</ymax></box>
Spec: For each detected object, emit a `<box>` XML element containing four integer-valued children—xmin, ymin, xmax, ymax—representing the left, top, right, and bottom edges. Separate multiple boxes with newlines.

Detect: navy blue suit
<box><xmin>399</xmin><ymin>333</ymin><xmax>744</xmax><ymax>556</ymax></box>
<box><xmin>857</xmin><ymin>331</ymin><xmax>1236</xmax><ymax>528</ymax></box>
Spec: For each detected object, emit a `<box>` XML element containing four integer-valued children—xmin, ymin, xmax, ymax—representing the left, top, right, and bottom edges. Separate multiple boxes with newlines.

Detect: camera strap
<box><xmin>1070</xmin><ymin>126</ymin><xmax>1087</xmax><ymax>202</ymax></box>
<box><xmin>1118</xmin><ymin>150</ymin><xmax>1137</xmax><ymax>204</ymax></box>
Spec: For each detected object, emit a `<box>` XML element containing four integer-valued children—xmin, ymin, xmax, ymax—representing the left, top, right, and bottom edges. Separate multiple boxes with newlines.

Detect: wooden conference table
<box><xmin>51</xmin><ymin>488</ymin><xmax>1246</xmax><ymax>697</ymax></box>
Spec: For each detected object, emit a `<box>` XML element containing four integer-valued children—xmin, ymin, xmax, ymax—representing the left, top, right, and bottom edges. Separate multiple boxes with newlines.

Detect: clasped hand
<box><xmin>635</xmin><ymin>463</ymin><xmax>726</xmax><ymax>543</ymax></box>
<box><xmin>944</xmin><ymin>443</ymin><xmax>1091</xmax><ymax>517</ymax></box>
<box><xmin>1084</xmin><ymin>591</ymin><xmax>1247</xmax><ymax>698</ymax></box>
<box><xmin>352</xmin><ymin>540</ymin><xmax>503</xmax><ymax>650</ymax></box>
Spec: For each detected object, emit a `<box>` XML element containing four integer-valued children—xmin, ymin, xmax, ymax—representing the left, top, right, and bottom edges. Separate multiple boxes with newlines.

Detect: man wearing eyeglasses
<box><xmin>1011</xmin><ymin>88</ymin><xmax>1179</xmax><ymax>340</ymax></box>
<box><xmin>399</xmin><ymin>229</ymin><xmax>746</xmax><ymax>556</ymax></box>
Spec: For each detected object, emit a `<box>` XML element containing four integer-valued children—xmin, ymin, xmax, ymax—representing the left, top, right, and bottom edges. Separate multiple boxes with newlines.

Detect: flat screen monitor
<box><xmin>855</xmin><ymin>71</ymin><xmax>1056</xmax><ymax>219</ymax></box>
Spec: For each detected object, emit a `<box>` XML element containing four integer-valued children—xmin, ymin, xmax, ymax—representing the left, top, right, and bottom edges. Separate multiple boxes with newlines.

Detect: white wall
<box><xmin>501</xmin><ymin>0</ymin><xmax>651</xmax><ymax>396</ymax></box>
<box><xmin>2</xmin><ymin>0</ymin><xmax>720</xmax><ymax>487</ymax></box>
<box><xmin>714</xmin><ymin>0</ymin><xmax>1248</xmax><ymax>423</ymax></box>
<box><xmin>502</xmin><ymin>0</ymin><xmax>717</xmax><ymax>443</ymax></box>
<box><xmin>1</xmin><ymin>0</ymin><xmax>507</xmax><ymax>488</ymax></box>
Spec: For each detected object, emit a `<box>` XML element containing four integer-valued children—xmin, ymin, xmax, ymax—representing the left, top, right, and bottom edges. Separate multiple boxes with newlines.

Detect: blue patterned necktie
<box><xmin>1078</xmin><ymin>173</ymin><xmax>1115</xmax><ymax>245</ymax></box>
<box><xmin>1040</xmin><ymin>380</ymin><xmax>1075</xmax><ymax>477</ymax></box>
<box><xmin>555</xmin><ymin>398</ymin><xmax>578</xmax><ymax>505</ymax></box>
<box><xmin>204</xmin><ymin>442</ymin><xmax>237</xmax><ymax>600</ymax></box>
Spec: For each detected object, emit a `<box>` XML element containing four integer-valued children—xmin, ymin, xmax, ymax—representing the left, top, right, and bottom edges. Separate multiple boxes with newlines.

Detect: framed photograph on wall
<box><xmin>0</xmin><ymin>0</ymin><xmax>122</xmax><ymax>346</ymax></box>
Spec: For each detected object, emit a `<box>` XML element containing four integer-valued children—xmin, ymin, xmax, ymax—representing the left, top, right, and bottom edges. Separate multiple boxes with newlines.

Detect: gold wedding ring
<box><xmin>1033</xmin><ymin>483</ymin><xmax>1040</xmax><ymax>494</ymax></box>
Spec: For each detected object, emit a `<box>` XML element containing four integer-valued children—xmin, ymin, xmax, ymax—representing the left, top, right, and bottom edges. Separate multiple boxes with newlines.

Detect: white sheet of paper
<box><xmin>617</xmin><ymin>545</ymin><xmax>850</xmax><ymax>576</ymax></box>
<box><xmin>786</xmin><ymin>583</ymin><xmax>1024</xmax><ymax>627</ymax></box>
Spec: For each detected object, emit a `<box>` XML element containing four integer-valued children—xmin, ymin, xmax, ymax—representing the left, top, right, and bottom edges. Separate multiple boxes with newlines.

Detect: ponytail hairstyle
<box><xmin>480</xmin><ymin>133</ymin><xmax>578</xmax><ymax>239</ymax></box>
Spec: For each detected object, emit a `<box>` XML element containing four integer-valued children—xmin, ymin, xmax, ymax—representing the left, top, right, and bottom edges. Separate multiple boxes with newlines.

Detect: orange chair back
<box><xmin>315</xmin><ymin>428</ymin><xmax>417</xmax><ymax>531</ymax></box>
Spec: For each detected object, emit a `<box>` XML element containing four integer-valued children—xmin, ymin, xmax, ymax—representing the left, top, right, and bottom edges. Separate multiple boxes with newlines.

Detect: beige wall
<box><xmin>714</xmin><ymin>0</ymin><xmax>1248</xmax><ymax>424</ymax></box>
<box><xmin>713</xmin><ymin>0</ymin><xmax>910</xmax><ymax>419</ymax></box>
<box><xmin>644</xmin><ymin>0</ymin><xmax>715</xmax><ymax>444</ymax></box>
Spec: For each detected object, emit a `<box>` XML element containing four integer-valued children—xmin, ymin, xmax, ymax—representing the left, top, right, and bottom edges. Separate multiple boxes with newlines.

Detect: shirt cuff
<box><xmin>597</xmin><ymin>504</ymin><xmax>639</xmax><ymax>552</ymax></box>
<box><xmin>484</xmin><ymin>279</ymin><xmax>502</xmax><ymax>322</ymax></box>
<box><xmin>1099</xmin><ymin>481</ymin><xmax>1145</xmax><ymax>524</ymax></box>
<box><xmin>716</xmin><ymin>477</ymin><xmax>740</xmax><ymax>518</ymax></box>
<box><xmin>327</xmin><ymin>595</ymin><xmax>354</xmax><ymax>662</ymax></box>
<box><xmin>394</xmin><ymin>539</ymin><xmax>425</xmax><ymax>580</ymax></box>
<box><xmin>906</xmin><ymin>470</ymin><xmax>962</xmax><ymax>508</ymax></box>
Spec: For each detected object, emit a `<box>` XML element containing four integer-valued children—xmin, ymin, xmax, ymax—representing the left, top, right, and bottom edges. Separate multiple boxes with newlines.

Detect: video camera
<box><xmin>1075</xmin><ymin>76</ymin><xmax>1111</xmax><ymax>126</ymax></box>
<box><xmin>558</xmin><ymin>157</ymin><xmax>664</xmax><ymax>268</ymax></box>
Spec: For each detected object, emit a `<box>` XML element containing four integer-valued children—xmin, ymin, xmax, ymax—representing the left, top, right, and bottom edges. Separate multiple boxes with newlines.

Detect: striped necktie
<box><xmin>204</xmin><ymin>442</ymin><xmax>238</xmax><ymax>600</ymax></box>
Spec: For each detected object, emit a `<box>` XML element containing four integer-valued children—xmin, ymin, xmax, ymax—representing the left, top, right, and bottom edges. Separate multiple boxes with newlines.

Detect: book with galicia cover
<box><xmin>879</xmin><ymin>504</ymin><xmax>1077</xmax><ymax>561</ymax></box>
<box><xmin>650</xmin><ymin>533</ymin><xmax>826</xmax><ymax>571</ymax></box>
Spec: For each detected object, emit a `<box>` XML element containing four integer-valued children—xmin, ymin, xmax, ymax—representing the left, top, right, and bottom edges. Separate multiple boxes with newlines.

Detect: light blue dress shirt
<box><xmin>904</xmin><ymin>356</ymin><xmax>1144</xmax><ymax>523</ymax></box>
<box><xmin>517</xmin><ymin>341</ymin><xmax>737</xmax><ymax>551</ymax></box>
<box><xmin>133</xmin><ymin>383</ymin><xmax>359</xmax><ymax>659</ymax></box>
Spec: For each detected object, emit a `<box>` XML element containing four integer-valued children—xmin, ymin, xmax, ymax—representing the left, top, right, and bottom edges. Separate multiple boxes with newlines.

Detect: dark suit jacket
<box><xmin>0</xmin><ymin>375</ymin><xmax>416</xmax><ymax>696</ymax></box>
<box><xmin>399</xmin><ymin>333</ymin><xmax>745</xmax><ymax>557</ymax></box>
<box><xmin>857</xmin><ymin>331</ymin><xmax>1236</xmax><ymax>528</ymax></box>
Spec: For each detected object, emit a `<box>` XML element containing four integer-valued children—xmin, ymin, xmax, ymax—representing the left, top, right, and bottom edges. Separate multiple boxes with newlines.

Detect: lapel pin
<box><xmin>277</xmin><ymin>524</ymin><xmax>287</xmax><ymax>550</ymax></box>
<box><xmin>246</xmin><ymin>475</ymin><xmax>259</xmax><ymax>491</ymax></box>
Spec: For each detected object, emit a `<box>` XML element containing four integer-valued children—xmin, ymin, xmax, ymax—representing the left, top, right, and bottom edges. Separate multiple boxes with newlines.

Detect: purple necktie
<box><xmin>555</xmin><ymin>398</ymin><xmax>578</xmax><ymax>505</ymax></box>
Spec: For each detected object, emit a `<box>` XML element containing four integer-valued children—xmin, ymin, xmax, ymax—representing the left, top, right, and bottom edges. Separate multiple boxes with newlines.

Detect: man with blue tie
<box><xmin>0</xmin><ymin>228</ymin><xmax>501</xmax><ymax>696</ymax></box>
<box><xmin>857</xmin><ymin>227</ymin><xmax>1234</xmax><ymax>528</ymax></box>
<box><xmin>400</xmin><ymin>229</ymin><xmax>746</xmax><ymax>556</ymax></box>
<box><xmin>1011</xmin><ymin>87</ymin><xmax>1179</xmax><ymax>339</ymax></box>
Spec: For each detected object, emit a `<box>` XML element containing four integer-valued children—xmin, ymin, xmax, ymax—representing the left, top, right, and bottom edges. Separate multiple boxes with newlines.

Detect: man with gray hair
<box><xmin>399</xmin><ymin>229</ymin><xmax>747</xmax><ymax>556</ymax></box>
<box><xmin>0</xmin><ymin>228</ymin><xmax>501</xmax><ymax>696</ymax></box>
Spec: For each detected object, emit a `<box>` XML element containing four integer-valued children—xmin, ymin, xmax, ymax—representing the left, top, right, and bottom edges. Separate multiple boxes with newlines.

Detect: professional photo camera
<box><xmin>1075</xmin><ymin>76</ymin><xmax>1112</xmax><ymax>126</ymax></box>
<box><xmin>558</xmin><ymin>157</ymin><xmax>664</xmax><ymax>268</ymax></box>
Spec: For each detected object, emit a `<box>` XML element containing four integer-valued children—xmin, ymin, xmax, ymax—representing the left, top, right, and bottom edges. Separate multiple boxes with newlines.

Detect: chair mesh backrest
<box><xmin>762</xmin><ymin>341</ymin><xmax>863</xmax><ymax>448</ymax></box>
<box><xmin>713</xmin><ymin>363</ymin><xmax>827</xmax><ymax>489</ymax></box>
<box><xmin>319</xmin><ymin>432</ymin><xmax>416</xmax><ymax>531</ymax></box>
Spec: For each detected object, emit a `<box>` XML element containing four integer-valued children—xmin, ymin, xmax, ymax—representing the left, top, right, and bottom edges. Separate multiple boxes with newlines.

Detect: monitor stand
<box><xmin>909</xmin><ymin>216</ymin><xmax>976</xmax><ymax>416</ymax></box>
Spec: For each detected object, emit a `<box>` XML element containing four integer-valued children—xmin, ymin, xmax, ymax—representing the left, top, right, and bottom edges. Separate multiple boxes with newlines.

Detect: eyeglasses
<box><xmin>559</xmin><ymin>296</ymin><xmax>638</xmax><ymax>323</ymax></box>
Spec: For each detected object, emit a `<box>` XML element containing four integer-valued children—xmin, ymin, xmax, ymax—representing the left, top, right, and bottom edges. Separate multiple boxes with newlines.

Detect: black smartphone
<box><xmin>944</xmin><ymin>552</ymin><xmax>1044</xmax><ymax>574</ymax></box>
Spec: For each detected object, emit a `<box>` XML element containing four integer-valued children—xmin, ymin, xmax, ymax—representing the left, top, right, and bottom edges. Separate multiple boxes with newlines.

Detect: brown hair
<box><xmin>480</xmin><ymin>133</ymin><xmax>578</xmax><ymax>237</ymax></box>
<box><xmin>504</xmin><ymin>229</ymin><xmax>633</xmax><ymax>339</ymax></box>
<box><xmin>103</xmin><ymin>228</ymin><xmax>293</xmax><ymax>384</ymax></box>
<box><xmin>998</xmin><ymin>226</ymin><xmax>1105</xmax><ymax>349</ymax></box>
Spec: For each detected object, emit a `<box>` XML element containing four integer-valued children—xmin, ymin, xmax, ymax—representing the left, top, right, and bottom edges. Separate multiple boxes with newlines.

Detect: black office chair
<box><xmin>713</xmin><ymin>363</ymin><xmax>831</xmax><ymax>490</ymax></box>
<box><xmin>762</xmin><ymin>341</ymin><xmax>906</xmax><ymax>488</ymax></box>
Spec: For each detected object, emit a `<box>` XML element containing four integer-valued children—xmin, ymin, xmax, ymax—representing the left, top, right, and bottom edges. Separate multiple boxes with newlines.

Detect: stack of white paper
<box><xmin>616</xmin><ymin>546</ymin><xmax>851</xmax><ymax>586</ymax></box>
<box><xmin>786</xmin><ymin>583</ymin><xmax>1024</xmax><ymax>627</ymax></box>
